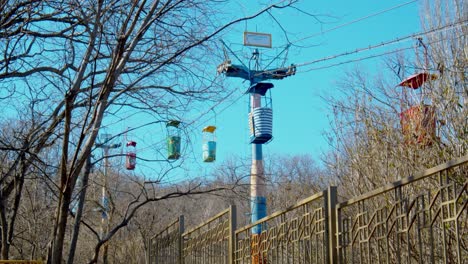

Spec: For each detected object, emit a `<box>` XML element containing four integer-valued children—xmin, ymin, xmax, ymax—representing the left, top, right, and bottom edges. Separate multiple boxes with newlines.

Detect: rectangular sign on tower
<box><xmin>244</xmin><ymin>32</ymin><xmax>272</xmax><ymax>48</ymax></box>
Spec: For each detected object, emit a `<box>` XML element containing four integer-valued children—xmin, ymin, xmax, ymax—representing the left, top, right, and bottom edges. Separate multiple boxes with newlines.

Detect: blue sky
<box><xmin>102</xmin><ymin>0</ymin><xmax>423</xmax><ymax>182</ymax></box>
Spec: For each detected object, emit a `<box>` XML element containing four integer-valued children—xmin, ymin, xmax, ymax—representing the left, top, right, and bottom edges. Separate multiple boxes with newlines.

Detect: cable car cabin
<box><xmin>126</xmin><ymin>141</ymin><xmax>137</xmax><ymax>170</ymax></box>
<box><xmin>400</xmin><ymin>105</ymin><xmax>436</xmax><ymax>146</ymax></box>
<box><xmin>202</xmin><ymin>126</ymin><xmax>216</xmax><ymax>162</ymax></box>
<box><xmin>249</xmin><ymin>108</ymin><xmax>273</xmax><ymax>144</ymax></box>
<box><xmin>248</xmin><ymin>83</ymin><xmax>274</xmax><ymax>144</ymax></box>
<box><xmin>398</xmin><ymin>72</ymin><xmax>437</xmax><ymax>89</ymax></box>
<box><xmin>167</xmin><ymin>120</ymin><xmax>181</xmax><ymax>160</ymax></box>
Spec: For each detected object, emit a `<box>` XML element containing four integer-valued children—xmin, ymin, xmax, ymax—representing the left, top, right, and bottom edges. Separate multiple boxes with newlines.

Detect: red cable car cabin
<box><xmin>400</xmin><ymin>105</ymin><xmax>436</xmax><ymax>146</ymax></box>
<box><xmin>398</xmin><ymin>72</ymin><xmax>437</xmax><ymax>89</ymax></box>
<box><xmin>398</xmin><ymin>71</ymin><xmax>438</xmax><ymax>146</ymax></box>
<box><xmin>126</xmin><ymin>141</ymin><xmax>137</xmax><ymax>170</ymax></box>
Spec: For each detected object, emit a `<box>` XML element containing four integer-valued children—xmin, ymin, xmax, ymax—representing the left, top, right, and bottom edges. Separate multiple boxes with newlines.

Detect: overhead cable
<box><xmin>300</xmin><ymin>46</ymin><xmax>414</xmax><ymax>72</ymax></box>
<box><xmin>299</xmin><ymin>31</ymin><xmax>466</xmax><ymax>72</ymax></box>
<box><xmin>289</xmin><ymin>0</ymin><xmax>419</xmax><ymax>45</ymax></box>
<box><xmin>258</xmin><ymin>19</ymin><xmax>468</xmax><ymax>76</ymax></box>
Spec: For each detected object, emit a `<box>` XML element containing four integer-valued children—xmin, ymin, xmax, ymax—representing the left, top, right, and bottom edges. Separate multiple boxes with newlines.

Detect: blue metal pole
<box><xmin>250</xmin><ymin>93</ymin><xmax>267</xmax><ymax>235</ymax></box>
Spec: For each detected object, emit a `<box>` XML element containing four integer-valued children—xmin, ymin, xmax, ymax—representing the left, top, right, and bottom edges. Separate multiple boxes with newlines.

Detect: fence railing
<box><xmin>235</xmin><ymin>190</ymin><xmax>330</xmax><ymax>264</ymax></box>
<box><xmin>336</xmin><ymin>155</ymin><xmax>468</xmax><ymax>264</ymax></box>
<box><xmin>0</xmin><ymin>261</ymin><xmax>43</xmax><ymax>264</ymax></box>
<box><xmin>182</xmin><ymin>206</ymin><xmax>236</xmax><ymax>264</ymax></box>
<box><xmin>148</xmin><ymin>216</ymin><xmax>184</xmax><ymax>264</ymax></box>
<box><xmin>148</xmin><ymin>155</ymin><xmax>468</xmax><ymax>264</ymax></box>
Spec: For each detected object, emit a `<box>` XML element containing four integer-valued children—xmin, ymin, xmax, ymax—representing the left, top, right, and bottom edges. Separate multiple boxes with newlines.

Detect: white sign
<box><xmin>244</xmin><ymin>32</ymin><xmax>272</xmax><ymax>48</ymax></box>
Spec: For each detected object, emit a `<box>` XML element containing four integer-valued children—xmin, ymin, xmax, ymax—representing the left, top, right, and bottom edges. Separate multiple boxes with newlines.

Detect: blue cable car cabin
<box><xmin>202</xmin><ymin>126</ymin><xmax>217</xmax><ymax>162</ymax></box>
<box><xmin>248</xmin><ymin>83</ymin><xmax>273</xmax><ymax>144</ymax></box>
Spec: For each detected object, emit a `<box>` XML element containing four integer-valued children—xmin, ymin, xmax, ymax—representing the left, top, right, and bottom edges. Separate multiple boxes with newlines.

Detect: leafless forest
<box><xmin>0</xmin><ymin>0</ymin><xmax>466</xmax><ymax>263</ymax></box>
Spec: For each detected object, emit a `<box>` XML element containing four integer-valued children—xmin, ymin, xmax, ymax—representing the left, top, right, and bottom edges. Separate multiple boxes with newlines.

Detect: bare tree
<box><xmin>321</xmin><ymin>0</ymin><xmax>467</xmax><ymax>197</ymax></box>
<box><xmin>1</xmin><ymin>0</ymin><xmax>299</xmax><ymax>263</ymax></box>
<box><xmin>0</xmin><ymin>1</ymin><xmax>57</xmax><ymax>259</ymax></box>
<box><xmin>266</xmin><ymin>154</ymin><xmax>325</xmax><ymax>209</ymax></box>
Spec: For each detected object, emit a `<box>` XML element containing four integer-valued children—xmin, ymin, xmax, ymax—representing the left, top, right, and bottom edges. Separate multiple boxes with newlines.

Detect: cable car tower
<box><xmin>217</xmin><ymin>32</ymin><xmax>296</xmax><ymax>237</ymax></box>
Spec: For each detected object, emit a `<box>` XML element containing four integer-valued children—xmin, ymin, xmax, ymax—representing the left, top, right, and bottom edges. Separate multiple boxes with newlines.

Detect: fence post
<box><xmin>146</xmin><ymin>237</ymin><xmax>151</xmax><ymax>264</ymax></box>
<box><xmin>178</xmin><ymin>215</ymin><xmax>185</xmax><ymax>264</ymax></box>
<box><xmin>229</xmin><ymin>205</ymin><xmax>237</xmax><ymax>264</ymax></box>
<box><xmin>326</xmin><ymin>186</ymin><xmax>338</xmax><ymax>264</ymax></box>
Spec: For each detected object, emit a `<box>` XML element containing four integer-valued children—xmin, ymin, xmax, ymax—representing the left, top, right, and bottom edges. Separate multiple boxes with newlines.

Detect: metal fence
<box><xmin>148</xmin><ymin>216</ymin><xmax>184</xmax><ymax>264</ymax></box>
<box><xmin>336</xmin><ymin>155</ymin><xmax>468</xmax><ymax>264</ymax></box>
<box><xmin>182</xmin><ymin>206</ymin><xmax>236</xmax><ymax>264</ymax></box>
<box><xmin>148</xmin><ymin>155</ymin><xmax>468</xmax><ymax>264</ymax></box>
<box><xmin>0</xmin><ymin>261</ymin><xmax>43</xmax><ymax>264</ymax></box>
<box><xmin>235</xmin><ymin>189</ymin><xmax>331</xmax><ymax>264</ymax></box>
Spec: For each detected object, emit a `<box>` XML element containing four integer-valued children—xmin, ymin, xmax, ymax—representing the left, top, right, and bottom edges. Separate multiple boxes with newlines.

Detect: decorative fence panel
<box><xmin>234</xmin><ymin>190</ymin><xmax>331</xmax><ymax>264</ymax></box>
<box><xmin>148</xmin><ymin>155</ymin><xmax>468</xmax><ymax>264</ymax></box>
<box><xmin>336</xmin><ymin>155</ymin><xmax>468</xmax><ymax>264</ymax></box>
<box><xmin>0</xmin><ymin>261</ymin><xmax>43</xmax><ymax>264</ymax></box>
<box><xmin>148</xmin><ymin>216</ymin><xmax>184</xmax><ymax>264</ymax></box>
<box><xmin>182</xmin><ymin>206</ymin><xmax>236</xmax><ymax>264</ymax></box>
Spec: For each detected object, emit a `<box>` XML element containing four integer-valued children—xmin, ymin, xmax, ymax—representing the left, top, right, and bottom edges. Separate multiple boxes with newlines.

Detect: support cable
<box><xmin>220</xmin><ymin>39</ymin><xmax>249</xmax><ymax>70</ymax></box>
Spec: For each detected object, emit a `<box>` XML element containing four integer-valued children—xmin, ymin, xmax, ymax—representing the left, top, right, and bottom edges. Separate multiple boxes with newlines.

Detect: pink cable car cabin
<box><xmin>126</xmin><ymin>141</ymin><xmax>137</xmax><ymax>170</ymax></box>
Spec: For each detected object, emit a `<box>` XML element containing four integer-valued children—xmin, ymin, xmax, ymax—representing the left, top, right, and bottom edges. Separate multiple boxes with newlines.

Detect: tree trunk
<box><xmin>0</xmin><ymin>155</ymin><xmax>26</xmax><ymax>260</ymax></box>
<box><xmin>49</xmin><ymin>93</ymin><xmax>75</xmax><ymax>264</ymax></box>
<box><xmin>67</xmin><ymin>155</ymin><xmax>92</xmax><ymax>264</ymax></box>
<box><xmin>0</xmin><ymin>201</ymin><xmax>9</xmax><ymax>260</ymax></box>
<box><xmin>50</xmin><ymin>186</ymin><xmax>73</xmax><ymax>264</ymax></box>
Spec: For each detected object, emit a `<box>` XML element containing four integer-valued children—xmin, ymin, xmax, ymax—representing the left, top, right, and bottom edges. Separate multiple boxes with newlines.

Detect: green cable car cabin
<box><xmin>167</xmin><ymin>120</ymin><xmax>181</xmax><ymax>160</ymax></box>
